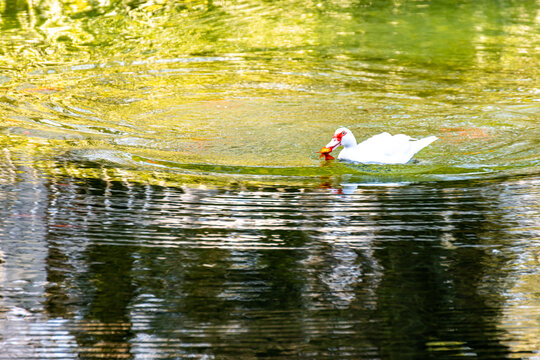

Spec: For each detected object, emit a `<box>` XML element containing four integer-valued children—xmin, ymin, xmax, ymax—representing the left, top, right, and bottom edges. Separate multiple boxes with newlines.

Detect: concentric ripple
<box><xmin>0</xmin><ymin>1</ymin><xmax>539</xmax><ymax>358</ymax></box>
<box><xmin>0</xmin><ymin>0</ymin><xmax>538</xmax><ymax>183</ymax></box>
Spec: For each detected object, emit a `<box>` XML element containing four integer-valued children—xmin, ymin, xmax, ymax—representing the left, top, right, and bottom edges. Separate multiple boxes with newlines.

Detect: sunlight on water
<box><xmin>0</xmin><ymin>0</ymin><xmax>538</xmax><ymax>184</ymax></box>
<box><xmin>0</xmin><ymin>0</ymin><xmax>539</xmax><ymax>358</ymax></box>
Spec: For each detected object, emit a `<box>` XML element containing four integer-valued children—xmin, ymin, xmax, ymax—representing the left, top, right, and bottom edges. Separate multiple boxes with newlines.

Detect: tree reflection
<box><xmin>0</xmin><ymin>0</ymin><xmax>537</xmax><ymax>72</ymax></box>
<box><xmin>35</xmin><ymin>176</ymin><xmax>527</xmax><ymax>357</ymax></box>
<box><xmin>364</xmin><ymin>184</ymin><xmax>512</xmax><ymax>358</ymax></box>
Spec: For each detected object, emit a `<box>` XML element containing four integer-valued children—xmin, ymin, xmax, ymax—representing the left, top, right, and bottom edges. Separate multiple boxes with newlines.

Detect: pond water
<box><xmin>0</xmin><ymin>0</ymin><xmax>539</xmax><ymax>358</ymax></box>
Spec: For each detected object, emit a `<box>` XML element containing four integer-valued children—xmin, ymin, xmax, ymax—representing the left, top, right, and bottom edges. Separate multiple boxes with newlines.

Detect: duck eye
<box><xmin>342</xmin><ymin>131</ymin><xmax>346</xmax><ymax>136</ymax></box>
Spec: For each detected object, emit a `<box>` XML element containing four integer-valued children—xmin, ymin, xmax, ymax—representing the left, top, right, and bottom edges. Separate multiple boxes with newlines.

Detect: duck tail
<box><xmin>422</xmin><ymin>136</ymin><xmax>438</xmax><ymax>146</ymax></box>
<box><xmin>411</xmin><ymin>136</ymin><xmax>438</xmax><ymax>154</ymax></box>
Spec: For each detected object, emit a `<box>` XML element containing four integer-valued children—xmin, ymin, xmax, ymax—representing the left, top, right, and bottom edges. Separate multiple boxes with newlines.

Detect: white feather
<box><xmin>326</xmin><ymin>128</ymin><xmax>437</xmax><ymax>164</ymax></box>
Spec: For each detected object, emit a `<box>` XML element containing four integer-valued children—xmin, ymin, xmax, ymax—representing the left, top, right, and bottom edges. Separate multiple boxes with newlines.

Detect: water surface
<box><xmin>0</xmin><ymin>0</ymin><xmax>539</xmax><ymax>358</ymax></box>
<box><xmin>0</xmin><ymin>0</ymin><xmax>538</xmax><ymax>183</ymax></box>
<box><xmin>0</xmin><ymin>162</ymin><xmax>539</xmax><ymax>358</ymax></box>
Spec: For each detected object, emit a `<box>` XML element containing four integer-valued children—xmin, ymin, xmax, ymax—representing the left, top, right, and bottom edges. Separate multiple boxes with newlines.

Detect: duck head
<box><xmin>319</xmin><ymin>127</ymin><xmax>357</xmax><ymax>159</ymax></box>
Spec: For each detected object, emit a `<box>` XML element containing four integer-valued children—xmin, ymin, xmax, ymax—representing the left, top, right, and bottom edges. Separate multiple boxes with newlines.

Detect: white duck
<box><xmin>320</xmin><ymin>127</ymin><xmax>437</xmax><ymax>164</ymax></box>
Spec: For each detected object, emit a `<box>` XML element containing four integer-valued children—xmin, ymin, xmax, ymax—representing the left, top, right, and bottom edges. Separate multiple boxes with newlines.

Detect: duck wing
<box><xmin>348</xmin><ymin>133</ymin><xmax>437</xmax><ymax>164</ymax></box>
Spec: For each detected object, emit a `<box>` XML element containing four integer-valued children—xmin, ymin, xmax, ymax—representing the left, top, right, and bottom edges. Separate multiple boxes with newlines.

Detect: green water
<box><xmin>1</xmin><ymin>0</ymin><xmax>538</xmax><ymax>185</ymax></box>
<box><xmin>0</xmin><ymin>1</ymin><xmax>539</xmax><ymax>358</ymax></box>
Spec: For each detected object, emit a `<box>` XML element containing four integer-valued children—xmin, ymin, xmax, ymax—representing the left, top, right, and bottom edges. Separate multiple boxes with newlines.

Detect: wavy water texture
<box><xmin>0</xmin><ymin>156</ymin><xmax>538</xmax><ymax>358</ymax></box>
<box><xmin>0</xmin><ymin>2</ymin><xmax>539</xmax><ymax>358</ymax></box>
<box><xmin>0</xmin><ymin>0</ymin><xmax>538</xmax><ymax>184</ymax></box>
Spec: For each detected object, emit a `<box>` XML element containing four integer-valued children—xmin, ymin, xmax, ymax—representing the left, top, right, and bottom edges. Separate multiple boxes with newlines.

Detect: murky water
<box><xmin>0</xmin><ymin>0</ymin><xmax>539</xmax><ymax>358</ymax></box>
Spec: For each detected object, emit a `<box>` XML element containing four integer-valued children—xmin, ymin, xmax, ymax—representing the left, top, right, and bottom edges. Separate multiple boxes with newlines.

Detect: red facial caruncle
<box><xmin>332</xmin><ymin>130</ymin><xmax>347</xmax><ymax>143</ymax></box>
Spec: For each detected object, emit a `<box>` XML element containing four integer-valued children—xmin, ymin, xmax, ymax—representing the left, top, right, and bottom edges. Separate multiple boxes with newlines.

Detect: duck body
<box><xmin>322</xmin><ymin>127</ymin><xmax>437</xmax><ymax>164</ymax></box>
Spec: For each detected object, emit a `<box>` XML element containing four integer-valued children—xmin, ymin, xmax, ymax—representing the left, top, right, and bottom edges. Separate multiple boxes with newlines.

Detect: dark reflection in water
<box><xmin>0</xmin><ymin>167</ymin><xmax>539</xmax><ymax>358</ymax></box>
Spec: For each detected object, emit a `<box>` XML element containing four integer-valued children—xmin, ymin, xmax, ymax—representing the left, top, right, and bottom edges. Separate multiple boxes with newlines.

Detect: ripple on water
<box><xmin>0</xmin><ymin>156</ymin><xmax>539</xmax><ymax>358</ymax></box>
<box><xmin>1</xmin><ymin>50</ymin><xmax>538</xmax><ymax>181</ymax></box>
<box><xmin>0</xmin><ymin>0</ymin><xmax>539</xmax><ymax>356</ymax></box>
